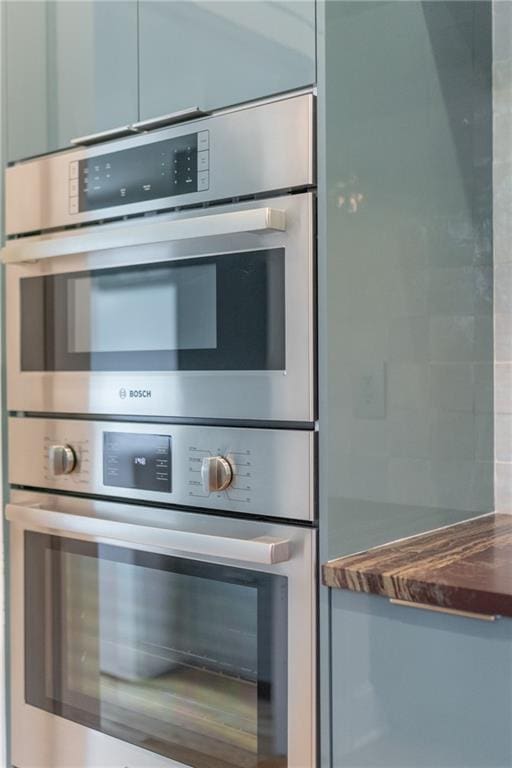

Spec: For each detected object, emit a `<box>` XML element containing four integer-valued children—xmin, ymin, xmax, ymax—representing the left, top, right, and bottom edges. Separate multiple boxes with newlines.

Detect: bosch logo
<box><xmin>119</xmin><ymin>388</ymin><xmax>152</xmax><ymax>399</ymax></box>
<box><xmin>130</xmin><ymin>389</ymin><xmax>152</xmax><ymax>398</ymax></box>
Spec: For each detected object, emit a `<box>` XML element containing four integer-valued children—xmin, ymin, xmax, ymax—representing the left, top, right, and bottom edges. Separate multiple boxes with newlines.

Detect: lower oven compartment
<box><xmin>26</xmin><ymin>532</ymin><xmax>287</xmax><ymax>767</ymax></box>
<box><xmin>9</xmin><ymin>491</ymin><xmax>316</xmax><ymax>768</ymax></box>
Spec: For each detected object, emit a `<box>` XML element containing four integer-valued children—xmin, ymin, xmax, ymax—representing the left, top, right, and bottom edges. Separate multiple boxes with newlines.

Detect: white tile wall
<box><xmin>494</xmin><ymin>0</ymin><xmax>512</xmax><ymax>512</ymax></box>
<box><xmin>324</xmin><ymin>1</ymin><xmax>494</xmax><ymax>558</ymax></box>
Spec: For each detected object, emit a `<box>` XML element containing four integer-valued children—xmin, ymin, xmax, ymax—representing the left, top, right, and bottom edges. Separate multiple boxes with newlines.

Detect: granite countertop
<box><xmin>322</xmin><ymin>513</ymin><xmax>512</xmax><ymax>618</ymax></box>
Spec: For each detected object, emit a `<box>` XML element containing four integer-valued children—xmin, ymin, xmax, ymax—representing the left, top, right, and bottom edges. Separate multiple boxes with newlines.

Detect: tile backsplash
<box><xmin>494</xmin><ymin>0</ymin><xmax>512</xmax><ymax>512</ymax></box>
<box><xmin>323</xmin><ymin>2</ymin><xmax>494</xmax><ymax>558</ymax></box>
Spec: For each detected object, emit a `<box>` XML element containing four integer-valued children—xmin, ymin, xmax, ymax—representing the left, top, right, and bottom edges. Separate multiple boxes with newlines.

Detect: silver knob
<box><xmin>201</xmin><ymin>455</ymin><xmax>233</xmax><ymax>493</ymax></box>
<box><xmin>49</xmin><ymin>444</ymin><xmax>77</xmax><ymax>476</ymax></box>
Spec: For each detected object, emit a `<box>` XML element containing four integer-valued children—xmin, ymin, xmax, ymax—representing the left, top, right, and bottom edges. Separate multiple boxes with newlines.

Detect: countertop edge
<box><xmin>322</xmin><ymin>512</ymin><xmax>512</xmax><ymax>619</ymax></box>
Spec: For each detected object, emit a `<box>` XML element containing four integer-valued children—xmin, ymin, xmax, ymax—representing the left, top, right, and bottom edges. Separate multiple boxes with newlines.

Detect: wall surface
<box><xmin>319</xmin><ymin>6</ymin><xmax>495</xmax><ymax>765</ymax></box>
<box><xmin>494</xmin><ymin>0</ymin><xmax>512</xmax><ymax>511</ymax></box>
<box><xmin>320</xmin><ymin>1</ymin><xmax>494</xmax><ymax>561</ymax></box>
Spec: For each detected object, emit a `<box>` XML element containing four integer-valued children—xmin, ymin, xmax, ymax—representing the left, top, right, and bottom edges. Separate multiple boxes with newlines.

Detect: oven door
<box><xmin>8</xmin><ymin>491</ymin><xmax>316</xmax><ymax>768</ymax></box>
<box><xmin>5</xmin><ymin>192</ymin><xmax>314</xmax><ymax>422</ymax></box>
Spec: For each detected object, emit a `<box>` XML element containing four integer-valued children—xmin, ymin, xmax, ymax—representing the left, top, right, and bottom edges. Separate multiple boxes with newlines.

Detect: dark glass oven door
<box><xmin>20</xmin><ymin>249</ymin><xmax>285</xmax><ymax>373</ymax></box>
<box><xmin>25</xmin><ymin>531</ymin><xmax>288</xmax><ymax>768</ymax></box>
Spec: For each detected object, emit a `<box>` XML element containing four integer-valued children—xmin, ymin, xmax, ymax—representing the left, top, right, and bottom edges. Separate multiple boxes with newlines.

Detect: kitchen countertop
<box><xmin>322</xmin><ymin>513</ymin><xmax>512</xmax><ymax>618</ymax></box>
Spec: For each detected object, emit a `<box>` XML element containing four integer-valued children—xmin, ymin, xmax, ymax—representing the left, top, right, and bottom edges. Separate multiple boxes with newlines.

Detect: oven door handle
<box><xmin>5</xmin><ymin>503</ymin><xmax>291</xmax><ymax>565</ymax></box>
<box><xmin>1</xmin><ymin>206</ymin><xmax>287</xmax><ymax>264</ymax></box>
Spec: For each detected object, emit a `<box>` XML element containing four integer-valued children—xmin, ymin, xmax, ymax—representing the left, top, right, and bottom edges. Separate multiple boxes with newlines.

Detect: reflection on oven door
<box><xmin>98</xmin><ymin>561</ymin><xmax>258</xmax><ymax>681</ymax></box>
<box><xmin>27</xmin><ymin>533</ymin><xmax>289</xmax><ymax>768</ymax></box>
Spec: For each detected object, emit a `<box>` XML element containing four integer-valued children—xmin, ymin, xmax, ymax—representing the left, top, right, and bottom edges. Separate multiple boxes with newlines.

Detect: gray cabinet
<box><xmin>5</xmin><ymin>2</ymin><xmax>49</xmax><ymax>162</ymax></box>
<box><xmin>5</xmin><ymin>1</ymin><xmax>315</xmax><ymax>162</ymax></box>
<box><xmin>6</xmin><ymin>1</ymin><xmax>138</xmax><ymax>162</ymax></box>
<box><xmin>331</xmin><ymin>589</ymin><xmax>512</xmax><ymax>768</ymax></box>
<box><xmin>138</xmin><ymin>1</ymin><xmax>315</xmax><ymax>121</ymax></box>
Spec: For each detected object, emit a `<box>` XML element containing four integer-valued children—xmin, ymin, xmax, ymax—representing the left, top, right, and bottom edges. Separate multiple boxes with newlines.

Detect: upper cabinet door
<box><xmin>6</xmin><ymin>2</ymin><xmax>49</xmax><ymax>161</ymax></box>
<box><xmin>6</xmin><ymin>1</ymin><xmax>138</xmax><ymax>162</ymax></box>
<box><xmin>138</xmin><ymin>1</ymin><xmax>316</xmax><ymax>122</ymax></box>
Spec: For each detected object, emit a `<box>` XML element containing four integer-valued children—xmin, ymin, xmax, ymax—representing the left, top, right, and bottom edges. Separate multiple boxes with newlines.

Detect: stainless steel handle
<box><xmin>132</xmin><ymin>107</ymin><xmax>209</xmax><ymax>132</ymax></box>
<box><xmin>6</xmin><ymin>503</ymin><xmax>291</xmax><ymax>565</ymax></box>
<box><xmin>1</xmin><ymin>206</ymin><xmax>286</xmax><ymax>264</ymax></box>
<box><xmin>70</xmin><ymin>125</ymin><xmax>138</xmax><ymax>146</ymax></box>
<box><xmin>389</xmin><ymin>598</ymin><xmax>498</xmax><ymax>622</ymax></box>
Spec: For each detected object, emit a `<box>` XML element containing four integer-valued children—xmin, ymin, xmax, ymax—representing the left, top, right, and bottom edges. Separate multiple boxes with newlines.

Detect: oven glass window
<box><xmin>20</xmin><ymin>249</ymin><xmax>285</xmax><ymax>371</ymax></box>
<box><xmin>25</xmin><ymin>532</ymin><xmax>288</xmax><ymax>768</ymax></box>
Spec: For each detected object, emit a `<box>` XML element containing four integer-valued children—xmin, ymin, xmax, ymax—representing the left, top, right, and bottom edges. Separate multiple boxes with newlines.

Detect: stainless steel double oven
<box><xmin>4</xmin><ymin>92</ymin><xmax>317</xmax><ymax>768</ymax></box>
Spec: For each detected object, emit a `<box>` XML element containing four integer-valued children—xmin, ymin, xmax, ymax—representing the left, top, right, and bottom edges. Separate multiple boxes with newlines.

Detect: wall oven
<box><xmin>6</xmin><ymin>91</ymin><xmax>317</xmax><ymax>768</ymax></box>
<box><xmin>9</xmin><ymin>490</ymin><xmax>315</xmax><ymax>768</ymax></box>
<box><xmin>8</xmin><ymin>417</ymin><xmax>316</xmax><ymax>768</ymax></box>
<box><xmin>3</xmin><ymin>93</ymin><xmax>315</xmax><ymax>423</ymax></box>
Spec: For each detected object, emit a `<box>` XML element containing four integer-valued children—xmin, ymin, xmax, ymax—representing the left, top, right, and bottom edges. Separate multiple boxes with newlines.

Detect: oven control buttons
<box><xmin>201</xmin><ymin>455</ymin><xmax>233</xmax><ymax>493</ymax></box>
<box><xmin>49</xmin><ymin>444</ymin><xmax>77</xmax><ymax>476</ymax></box>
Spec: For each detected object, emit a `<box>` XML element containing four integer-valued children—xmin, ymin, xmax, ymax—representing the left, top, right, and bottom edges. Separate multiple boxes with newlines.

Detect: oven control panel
<box><xmin>9</xmin><ymin>418</ymin><xmax>315</xmax><ymax>522</ymax></box>
<box><xmin>103</xmin><ymin>431</ymin><xmax>172</xmax><ymax>493</ymax></box>
<box><xmin>71</xmin><ymin>130</ymin><xmax>209</xmax><ymax>214</ymax></box>
<box><xmin>6</xmin><ymin>93</ymin><xmax>314</xmax><ymax>235</ymax></box>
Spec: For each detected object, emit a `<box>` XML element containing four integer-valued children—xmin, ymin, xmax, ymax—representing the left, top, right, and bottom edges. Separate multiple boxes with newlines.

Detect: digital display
<box><xmin>79</xmin><ymin>133</ymin><xmax>198</xmax><ymax>211</ymax></box>
<box><xmin>103</xmin><ymin>432</ymin><xmax>172</xmax><ymax>493</ymax></box>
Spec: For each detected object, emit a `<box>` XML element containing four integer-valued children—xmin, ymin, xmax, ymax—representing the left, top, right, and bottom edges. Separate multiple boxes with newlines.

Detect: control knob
<box><xmin>49</xmin><ymin>444</ymin><xmax>77</xmax><ymax>476</ymax></box>
<box><xmin>201</xmin><ymin>455</ymin><xmax>233</xmax><ymax>493</ymax></box>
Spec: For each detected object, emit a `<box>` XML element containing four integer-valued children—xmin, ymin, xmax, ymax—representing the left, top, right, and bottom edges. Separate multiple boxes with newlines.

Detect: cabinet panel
<box><xmin>331</xmin><ymin>590</ymin><xmax>512</xmax><ymax>767</ymax></box>
<box><xmin>139</xmin><ymin>1</ymin><xmax>315</xmax><ymax>121</ymax></box>
<box><xmin>6</xmin><ymin>1</ymin><xmax>138</xmax><ymax>162</ymax></box>
<box><xmin>5</xmin><ymin>1</ymin><xmax>49</xmax><ymax>161</ymax></box>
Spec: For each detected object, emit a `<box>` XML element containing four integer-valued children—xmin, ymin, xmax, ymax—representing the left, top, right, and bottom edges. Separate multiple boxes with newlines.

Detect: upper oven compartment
<box><xmin>5</xmin><ymin>192</ymin><xmax>315</xmax><ymax>422</ymax></box>
<box><xmin>5</xmin><ymin>92</ymin><xmax>314</xmax><ymax>236</ymax></box>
